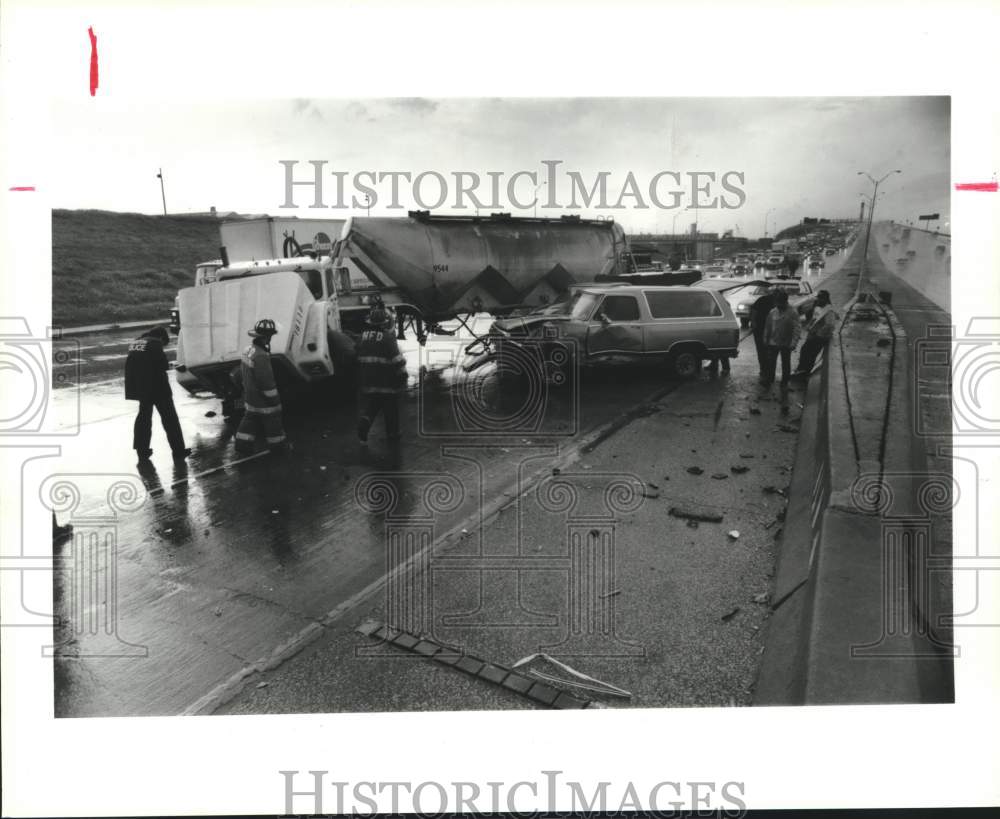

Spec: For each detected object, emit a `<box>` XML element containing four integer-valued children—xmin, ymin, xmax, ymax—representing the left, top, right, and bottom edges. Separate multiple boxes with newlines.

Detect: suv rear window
<box><xmin>644</xmin><ymin>290</ymin><xmax>722</xmax><ymax>318</ymax></box>
<box><xmin>598</xmin><ymin>295</ymin><xmax>641</xmax><ymax>322</ymax></box>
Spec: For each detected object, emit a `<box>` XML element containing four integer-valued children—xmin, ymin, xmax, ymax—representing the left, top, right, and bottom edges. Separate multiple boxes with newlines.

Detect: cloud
<box><xmin>388</xmin><ymin>98</ymin><xmax>439</xmax><ymax>116</ymax></box>
<box><xmin>291</xmin><ymin>99</ymin><xmax>324</xmax><ymax>121</ymax></box>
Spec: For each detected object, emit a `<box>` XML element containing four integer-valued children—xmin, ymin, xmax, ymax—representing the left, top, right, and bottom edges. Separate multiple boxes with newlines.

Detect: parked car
<box><xmin>487</xmin><ymin>284</ymin><xmax>740</xmax><ymax>380</ymax></box>
<box><xmin>704</xmin><ymin>262</ymin><xmax>728</xmax><ymax>278</ymax></box>
<box><xmin>718</xmin><ymin>278</ymin><xmax>815</xmax><ymax>327</ymax></box>
<box><xmin>680</xmin><ymin>259</ymin><xmax>705</xmax><ymax>273</ymax></box>
<box><xmin>825</xmin><ymin>247</ymin><xmax>837</xmax><ymax>256</ymax></box>
<box><xmin>808</xmin><ymin>257</ymin><xmax>825</xmax><ymax>270</ymax></box>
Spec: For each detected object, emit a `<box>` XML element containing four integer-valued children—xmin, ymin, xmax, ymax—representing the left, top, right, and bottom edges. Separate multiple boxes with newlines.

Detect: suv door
<box><xmin>586</xmin><ymin>294</ymin><xmax>644</xmax><ymax>359</ymax></box>
<box><xmin>642</xmin><ymin>289</ymin><xmax>736</xmax><ymax>356</ymax></box>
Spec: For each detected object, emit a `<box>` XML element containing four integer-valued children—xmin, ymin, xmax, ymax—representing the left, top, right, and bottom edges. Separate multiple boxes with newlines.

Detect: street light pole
<box><xmin>763</xmin><ymin>207</ymin><xmax>774</xmax><ymax>238</ymax></box>
<box><xmin>156</xmin><ymin>168</ymin><xmax>167</xmax><ymax>215</ymax></box>
<box><xmin>857</xmin><ymin>169</ymin><xmax>902</xmax><ymax>280</ymax></box>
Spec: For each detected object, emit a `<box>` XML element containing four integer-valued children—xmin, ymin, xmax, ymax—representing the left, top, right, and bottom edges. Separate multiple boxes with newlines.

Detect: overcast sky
<box><xmin>50</xmin><ymin>96</ymin><xmax>950</xmax><ymax>236</ymax></box>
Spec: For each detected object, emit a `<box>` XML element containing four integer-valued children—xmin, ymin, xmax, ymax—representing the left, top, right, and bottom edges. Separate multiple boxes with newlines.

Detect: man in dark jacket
<box><xmin>125</xmin><ymin>326</ymin><xmax>190</xmax><ymax>462</ymax></box>
<box><xmin>356</xmin><ymin>306</ymin><xmax>407</xmax><ymax>444</ymax></box>
<box><xmin>749</xmin><ymin>287</ymin><xmax>777</xmax><ymax>384</ymax></box>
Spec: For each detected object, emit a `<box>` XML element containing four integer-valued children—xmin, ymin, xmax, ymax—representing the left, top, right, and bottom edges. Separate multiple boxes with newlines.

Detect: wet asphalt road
<box><xmin>49</xmin><ymin>261</ymin><xmax>847</xmax><ymax>717</ymax></box>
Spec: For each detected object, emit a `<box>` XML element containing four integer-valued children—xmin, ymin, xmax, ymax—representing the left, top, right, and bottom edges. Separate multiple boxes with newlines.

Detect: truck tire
<box><xmin>667</xmin><ymin>347</ymin><xmax>702</xmax><ymax>380</ymax></box>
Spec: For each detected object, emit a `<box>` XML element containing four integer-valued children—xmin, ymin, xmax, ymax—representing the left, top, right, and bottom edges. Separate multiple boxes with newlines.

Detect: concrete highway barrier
<box><xmin>756</xmin><ymin>285</ymin><xmax>953</xmax><ymax>704</ymax></box>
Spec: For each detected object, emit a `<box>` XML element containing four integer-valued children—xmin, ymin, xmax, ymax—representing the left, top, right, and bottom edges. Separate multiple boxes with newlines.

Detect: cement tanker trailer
<box><xmin>172</xmin><ymin>211</ymin><xmax>631</xmax><ymax>405</ymax></box>
<box><xmin>330</xmin><ymin>211</ymin><xmax>629</xmax><ymax>334</ymax></box>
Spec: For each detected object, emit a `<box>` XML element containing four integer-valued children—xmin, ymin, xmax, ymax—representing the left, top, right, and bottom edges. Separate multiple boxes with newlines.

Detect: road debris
<box><xmin>727</xmin><ymin>530</ymin><xmax>740</xmax><ymax>540</ymax></box>
<box><xmin>762</xmin><ymin>486</ymin><xmax>786</xmax><ymax>497</ymax></box>
<box><xmin>711</xmin><ymin>473</ymin><xmax>728</xmax><ymax>480</ymax></box>
<box><xmin>354</xmin><ymin>621</ymin><xmax>592</xmax><ymax>709</ymax></box>
<box><xmin>669</xmin><ymin>506</ymin><xmax>723</xmax><ymax>523</ymax></box>
<box><xmin>686</xmin><ymin>466</ymin><xmax>704</xmax><ymax>475</ymax></box>
<box><xmin>730</xmin><ymin>465</ymin><xmax>750</xmax><ymax>474</ymax></box>
<box><xmin>752</xmin><ymin>592</ymin><xmax>770</xmax><ymax>605</ymax></box>
<box><xmin>721</xmin><ymin>606</ymin><xmax>741</xmax><ymax>622</ymax></box>
<box><xmin>513</xmin><ymin>652</ymin><xmax>632</xmax><ymax>699</ymax></box>
<box><xmin>599</xmin><ymin>589</ymin><xmax>621</xmax><ymax>599</ymax></box>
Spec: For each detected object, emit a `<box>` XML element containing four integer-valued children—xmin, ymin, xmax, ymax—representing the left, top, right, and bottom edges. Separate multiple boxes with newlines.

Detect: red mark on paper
<box><xmin>9</xmin><ymin>186</ymin><xmax>36</xmax><ymax>192</ymax></box>
<box><xmin>88</xmin><ymin>27</ymin><xmax>99</xmax><ymax>96</ymax></box>
<box><xmin>954</xmin><ymin>181</ymin><xmax>997</xmax><ymax>192</ymax></box>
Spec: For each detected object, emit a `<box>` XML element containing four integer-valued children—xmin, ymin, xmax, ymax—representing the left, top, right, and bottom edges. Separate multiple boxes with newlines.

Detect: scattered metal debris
<box><xmin>669</xmin><ymin>506</ymin><xmax>723</xmax><ymax>523</ymax></box>
<box><xmin>599</xmin><ymin>589</ymin><xmax>621</xmax><ymax>599</ymax></box>
<box><xmin>686</xmin><ymin>466</ymin><xmax>704</xmax><ymax>475</ymax></box>
<box><xmin>727</xmin><ymin>530</ymin><xmax>740</xmax><ymax>540</ymax></box>
<box><xmin>711</xmin><ymin>473</ymin><xmax>729</xmax><ymax>480</ymax></box>
<box><xmin>752</xmin><ymin>593</ymin><xmax>770</xmax><ymax>605</ymax></box>
<box><xmin>513</xmin><ymin>652</ymin><xmax>632</xmax><ymax>699</ymax></box>
<box><xmin>355</xmin><ymin>621</ymin><xmax>592</xmax><ymax>708</ymax></box>
<box><xmin>762</xmin><ymin>486</ymin><xmax>786</xmax><ymax>497</ymax></box>
<box><xmin>721</xmin><ymin>606</ymin><xmax>741</xmax><ymax>622</ymax></box>
<box><xmin>731</xmin><ymin>465</ymin><xmax>750</xmax><ymax>474</ymax></box>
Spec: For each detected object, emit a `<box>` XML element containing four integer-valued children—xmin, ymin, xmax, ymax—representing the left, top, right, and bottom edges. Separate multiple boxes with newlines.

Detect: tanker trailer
<box><xmin>329</xmin><ymin>211</ymin><xmax>631</xmax><ymax>337</ymax></box>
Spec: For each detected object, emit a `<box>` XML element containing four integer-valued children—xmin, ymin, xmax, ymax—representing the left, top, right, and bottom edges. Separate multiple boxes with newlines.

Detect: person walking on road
<box><xmin>762</xmin><ymin>289</ymin><xmax>802</xmax><ymax>387</ymax></box>
<box><xmin>233</xmin><ymin>319</ymin><xmax>287</xmax><ymax>455</ymax></box>
<box><xmin>749</xmin><ymin>287</ymin><xmax>778</xmax><ymax>384</ymax></box>
<box><xmin>357</xmin><ymin>305</ymin><xmax>407</xmax><ymax>445</ymax></box>
<box><xmin>794</xmin><ymin>289</ymin><xmax>839</xmax><ymax>377</ymax></box>
<box><xmin>125</xmin><ymin>325</ymin><xmax>190</xmax><ymax>463</ymax></box>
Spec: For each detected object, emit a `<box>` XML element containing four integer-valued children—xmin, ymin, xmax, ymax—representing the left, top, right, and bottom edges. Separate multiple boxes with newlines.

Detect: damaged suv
<box><xmin>484</xmin><ymin>284</ymin><xmax>740</xmax><ymax>380</ymax></box>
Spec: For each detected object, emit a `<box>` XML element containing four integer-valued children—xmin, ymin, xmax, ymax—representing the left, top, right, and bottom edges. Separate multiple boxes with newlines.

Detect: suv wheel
<box><xmin>668</xmin><ymin>349</ymin><xmax>702</xmax><ymax>379</ymax></box>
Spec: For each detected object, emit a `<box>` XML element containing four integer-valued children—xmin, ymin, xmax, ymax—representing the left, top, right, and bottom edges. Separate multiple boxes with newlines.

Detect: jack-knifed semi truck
<box><xmin>171</xmin><ymin>211</ymin><xmax>630</xmax><ymax>405</ymax></box>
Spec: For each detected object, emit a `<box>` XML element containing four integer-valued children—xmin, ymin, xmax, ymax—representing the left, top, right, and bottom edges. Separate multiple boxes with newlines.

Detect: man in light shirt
<box><xmin>794</xmin><ymin>290</ymin><xmax>839</xmax><ymax>377</ymax></box>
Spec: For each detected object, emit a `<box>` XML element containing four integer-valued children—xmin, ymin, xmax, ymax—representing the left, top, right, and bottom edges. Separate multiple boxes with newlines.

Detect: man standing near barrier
<box><xmin>762</xmin><ymin>289</ymin><xmax>801</xmax><ymax>387</ymax></box>
<box><xmin>357</xmin><ymin>305</ymin><xmax>407</xmax><ymax>446</ymax></box>
<box><xmin>794</xmin><ymin>289</ymin><xmax>838</xmax><ymax>377</ymax></box>
<box><xmin>233</xmin><ymin>318</ymin><xmax>287</xmax><ymax>454</ymax></box>
<box><xmin>750</xmin><ymin>286</ymin><xmax>778</xmax><ymax>384</ymax></box>
<box><xmin>125</xmin><ymin>325</ymin><xmax>190</xmax><ymax>463</ymax></box>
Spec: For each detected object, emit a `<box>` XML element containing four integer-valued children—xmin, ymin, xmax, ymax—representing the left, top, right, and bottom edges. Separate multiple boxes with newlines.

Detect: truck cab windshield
<box><xmin>299</xmin><ymin>269</ymin><xmax>324</xmax><ymax>299</ymax></box>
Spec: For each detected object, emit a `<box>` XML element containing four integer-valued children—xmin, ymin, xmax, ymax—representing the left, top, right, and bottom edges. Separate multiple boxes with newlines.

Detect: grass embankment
<box><xmin>52</xmin><ymin>210</ymin><xmax>221</xmax><ymax>326</ymax></box>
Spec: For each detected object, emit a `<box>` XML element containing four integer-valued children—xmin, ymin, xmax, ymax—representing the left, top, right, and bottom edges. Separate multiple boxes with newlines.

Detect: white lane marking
<box><xmin>148</xmin><ymin>451</ymin><xmax>270</xmax><ymax>495</ymax></box>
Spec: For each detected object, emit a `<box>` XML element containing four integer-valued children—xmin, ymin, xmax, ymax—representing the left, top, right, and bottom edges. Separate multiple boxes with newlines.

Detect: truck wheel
<box><xmin>668</xmin><ymin>348</ymin><xmax>702</xmax><ymax>380</ymax></box>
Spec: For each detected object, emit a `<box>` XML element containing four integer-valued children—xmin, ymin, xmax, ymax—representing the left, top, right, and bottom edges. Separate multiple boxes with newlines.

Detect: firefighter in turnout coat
<box><xmin>233</xmin><ymin>319</ymin><xmax>287</xmax><ymax>454</ymax></box>
<box><xmin>357</xmin><ymin>306</ymin><xmax>407</xmax><ymax>444</ymax></box>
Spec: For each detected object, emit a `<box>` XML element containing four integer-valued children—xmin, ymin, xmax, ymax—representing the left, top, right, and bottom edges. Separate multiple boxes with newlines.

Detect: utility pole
<box><xmin>764</xmin><ymin>208</ymin><xmax>774</xmax><ymax>238</ymax></box>
<box><xmin>156</xmin><ymin>168</ymin><xmax>167</xmax><ymax>215</ymax></box>
<box><xmin>857</xmin><ymin>169</ymin><xmax>902</xmax><ymax>280</ymax></box>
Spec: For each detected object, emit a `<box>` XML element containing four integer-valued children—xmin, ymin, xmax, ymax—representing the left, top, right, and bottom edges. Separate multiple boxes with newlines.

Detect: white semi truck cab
<box><xmin>173</xmin><ymin>256</ymin><xmax>358</xmax><ymax>400</ymax></box>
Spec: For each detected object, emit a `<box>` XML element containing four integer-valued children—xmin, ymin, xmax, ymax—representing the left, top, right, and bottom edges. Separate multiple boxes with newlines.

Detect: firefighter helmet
<box><xmin>249</xmin><ymin>318</ymin><xmax>278</xmax><ymax>338</ymax></box>
<box><xmin>366</xmin><ymin>306</ymin><xmax>394</xmax><ymax>329</ymax></box>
